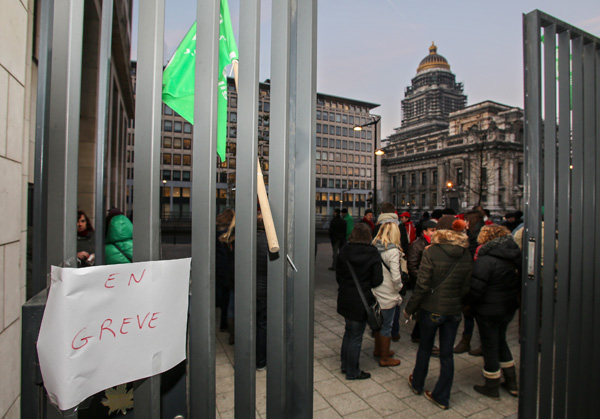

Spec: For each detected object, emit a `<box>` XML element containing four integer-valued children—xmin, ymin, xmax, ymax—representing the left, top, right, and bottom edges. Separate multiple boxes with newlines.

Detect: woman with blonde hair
<box><xmin>371</xmin><ymin>216</ymin><xmax>404</xmax><ymax>367</ymax></box>
<box><xmin>468</xmin><ymin>224</ymin><xmax>520</xmax><ymax>399</ymax></box>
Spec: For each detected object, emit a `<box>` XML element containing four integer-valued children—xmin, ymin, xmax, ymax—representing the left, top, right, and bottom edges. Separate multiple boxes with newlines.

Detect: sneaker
<box><xmin>408</xmin><ymin>374</ymin><xmax>422</xmax><ymax>395</ymax></box>
<box><xmin>424</xmin><ymin>391</ymin><xmax>448</xmax><ymax>410</ymax></box>
<box><xmin>346</xmin><ymin>371</ymin><xmax>371</xmax><ymax>380</ymax></box>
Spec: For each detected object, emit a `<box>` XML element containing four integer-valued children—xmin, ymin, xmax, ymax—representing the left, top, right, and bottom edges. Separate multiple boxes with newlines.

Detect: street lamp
<box><xmin>354</xmin><ymin>116</ymin><xmax>382</xmax><ymax>214</ymax></box>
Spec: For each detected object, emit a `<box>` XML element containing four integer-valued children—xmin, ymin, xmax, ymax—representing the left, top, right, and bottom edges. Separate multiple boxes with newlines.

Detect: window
<box><xmin>162</xmin><ymin>153</ymin><xmax>172</xmax><ymax>164</ymax></box>
<box><xmin>498</xmin><ymin>167</ymin><xmax>503</xmax><ymax>185</ymax></box>
<box><xmin>162</xmin><ymin>170</ymin><xmax>171</xmax><ymax>180</ymax></box>
<box><xmin>174</xmin><ymin>121</ymin><xmax>182</xmax><ymax>132</ymax></box>
<box><xmin>342</xmin><ymin>154</ymin><xmax>347</xmax><ymax>162</ymax></box>
<box><xmin>517</xmin><ymin>162</ymin><xmax>523</xmax><ymax>185</ymax></box>
<box><xmin>323</xmin><ymin>125</ymin><xmax>328</xmax><ymax>134</ymax></box>
<box><xmin>481</xmin><ymin>168</ymin><xmax>488</xmax><ymax>184</ymax></box>
<box><xmin>421</xmin><ymin>172</ymin><xmax>427</xmax><ymax>185</ymax></box>
<box><xmin>229</xmin><ymin>127</ymin><xmax>237</xmax><ymax>138</ymax></box>
<box><xmin>361</xmin><ymin>131</ymin><xmax>366</xmax><ymax>139</ymax></box>
<box><xmin>457</xmin><ymin>168</ymin><xmax>463</xmax><ymax>185</ymax></box>
<box><xmin>342</xmin><ymin>140</ymin><xmax>347</xmax><ymax>149</ymax></box>
<box><xmin>343</xmin><ymin>127</ymin><xmax>348</xmax><ymax>137</ymax></box>
<box><xmin>183</xmin><ymin>171</ymin><xmax>191</xmax><ymax>181</ymax></box>
<box><xmin>361</xmin><ymin>143</ymin><xmax>367</xmax><ymax>152</ymax></box>
<box><xmin>421</xmin><ymin>193</ymin><xmax>426</xmax><ymax>206</ymax></box>
<box><xmin>264</xmin><ymin>102</ymin><xmax>270</xmax><ymax>112</ymax></box>
<box><xmin>183</xmin><ymin>139</ymin><xmax>191</xmax><ymax>150</ymax></box>
<box><xmin>336</xmin><ymin>140</ymin><xmax>341</xmax><ymax>149</ymax></box>
<box><xmin>316</xmin><ymin>110</ymin><xmax>321</xmax><ymax>120</ymax></box>
<box><xmin>316</xmin><ymin>137</ymin><xmax>321</xmax><ymax>147</ymax></box>
<box><xmin>183</xmin><ymin>155</ymin><xmax>191</xmax><ymax>166</ymax></box>
<box><xmin>360</xmin><ymin>156</ymin><xmax>366</xmax><ymax>164</ymax></box>
<box><xmin>433</xmin><ymin>170</ymin><xmax>438</xmax><ymax>185</ymax></box>
<box><xmin>366</xmin><ymin>169</ymin><xmax>371</xmax><ymax>177</ymax></box>
<box><xmin>433</xmin><ymin>192</ymin><xmax>437</xmax><ymax>205</ymax></box>
<box><xmin>411</xmin><ymin>173</ymin><xmax>416</xmax><ymax>186</ymax></box>
<box><xmin>336</xmin><ymin>113</ymin><xmax>341</xmax><ymax>122</ymax></box>
<box><xmin>174</xmin><ymin>138</ymin><xmax>182</xmax><ymax>149</ymax></box>
<box><xmin>316</xmin><ymin>124</ymin><xmax>321</xmax><ymax>134</ymax></box>
<box><xmin>342</xmin><ymin>114</ymin><xmax>348</xmax><ymax>124</ymax></box>
<box><xmin>329</xmin><ymin>113</ymin><xmax>335</xmax><ymax>122</ymax></box>
<box><xmin>163</xmin><ymin>136</ymin><xmax>172</xmax><ymax>148</ymax></box>
<box><xmin>322</xmin><ymin>111</ymin><xmax>328</xmax><ymax>120</ymax></box>
<box><xmin>367</xmin><ymin>131</ymin><xmax>372</xmax><ymax>140</ymax></box>
<box><xmin>164</xmin><ymin>120</ymin><xmax>172</xmax><ymax>132</ymax></box>
<box><xmin>173</xmin><ymin>171</ymin><xmax>181</xmax><ymax>181</ymax></box>
<box><xmin>401</xmin><ymin>175</ymin><xmax>406</xmax><ymax>187</ymax></box>
<box><xmin>322</xmin><ymin>151</ymin><xmax>327</xmax><ymax>161</ymax></box>
<box><xmin>229</xmin><ymin>112</ymin><xmax>237</xmax><ymax>123</ymax></box>
<box><xmin>184</xmin><ymin>122</ymin><xmax>192</xmax><ymax>133</ymax></box>
<box><xmin>316</xmin><ymin>164</ymin><xmax>321</xmax><ymax>174</ymax></box>
<box><xmin>367</xmin><ymin>144</ymin><xmax>372</xmax><ymax>152</ymax></box>
<box><xmin>349</xmin><ymin>115</ymin><xmax>354</xmax><ymax>124</ymax></box>
<box><xmin>316</xmin><ymin>151</ymin><xmax>321</xmax><ymax>160</ymax></box>
<box><xmin>173</xmin><ymin>154</ymin><xmax>181</xmax><ymax>165</ymax></box>
<box><xmin>164</xmin><ymin>105</ymin><xmax>173</xmax><ymax>115</ymax></box>
<box><xmin>329</xmin><ymin>139</ymin><xmax>335</xmax><ymax>148</ymax></box>
<box><xmin>335</xmin><ymin>153</ymin><xmax>341</xmax><ymax>162</ymax></box>
<box><xmin>229</xmin><ymin>158</ymin><xmax>236</xmax><ymax>169</ymax></box>
<box><xmin>342</xmin><ymin>167</ymin><xmax>347</xmax><ymax>175</ymax></box>
<box><xmin>349</xmin><ymin>141</ymin><xmax>354</xmax><ymax>150</ymax></box>
<box><xmin>336</xmin><ymin>126</ymin><xmax>341</xmax><ymax>136</ymax></box>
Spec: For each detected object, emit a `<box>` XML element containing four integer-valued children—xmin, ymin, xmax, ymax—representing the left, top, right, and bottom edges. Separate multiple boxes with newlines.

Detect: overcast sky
<box><xmin>132</xmin><ymin>0</ymin><xmax>600</xmax><ymax>139</ymax></box>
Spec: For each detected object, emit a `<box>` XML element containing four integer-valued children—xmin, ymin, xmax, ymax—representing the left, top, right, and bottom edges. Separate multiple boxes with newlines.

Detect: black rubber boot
<box><xmin>474</xmin><ymin>377</ymin><xmax>501</xmax><ymax>400</ymax></box>
<box><xmin>501</xmin><ymin>366</ymin><xmax>519</xmax><ymax>397</ymax></box>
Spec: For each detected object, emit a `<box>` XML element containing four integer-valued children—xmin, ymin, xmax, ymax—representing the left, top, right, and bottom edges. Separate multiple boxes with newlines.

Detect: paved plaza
<box><xmin>163</xmin><ymin>236</ymin><xmax>519</xmax><ymax>418</ymax></box>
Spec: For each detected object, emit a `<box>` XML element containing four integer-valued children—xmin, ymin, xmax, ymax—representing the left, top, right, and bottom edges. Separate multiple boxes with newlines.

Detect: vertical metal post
<box><xmin>32</xmin><ymin>0</ymin><xmax>54</xmax><ymax>296</ymax></box>
<box><xmin>539</xmin><ymin>23</ymin><xmax>556</xmax><ymax>419</ymax></box>
<box><xmin>291</xmin><ymin>0</ymin><xmax>317</xmax><ymax>416</ymax></box>
<box><xmin>594</xmin><ymin>43</ymin><xmax>600</xmax><ymax>415</ymax></box>
<box><xmin>47</xmin><ymin>0</ymin><xmax>84</xmax><ymax>270</ymax></box>
<box><xmin>580</xmin><ymin>40</ymin><xmax>596</xmax><ymax>418</ymax></box>
<box><xmin>520</xmin><ymin>11</ymin><xmax>542</xmax><ymax>418</ymax></box>
<box><xmin>133</xmin><ymin>0</ymin><xmax>164</xmax><ymax>416</ymax></box>
<box><xmin>553</xmin><ymin>28</ymin><xmax>572</xmax><ymax>419</ymax></box>
<box><xmin>94</xmin><ymin>0</ymin><xmax>114</xmax><ymax>266</ymax></box>
<box><xmin>267</xmin><ymin>0</ymin><xmax>291</xmax><ymax>415</ymax></box>
<box><xmin>236</xmin><ymin>0</ymin><xmax>260</xmax><ymax>415</ymax></box>
<box><xmin>567</xmin><ymin>35</ymin><xmax>584</xmax><ymax>419</ymax></box>
<box><xmin>373</xmin><ymin>121</ymin><xmax>378</xmax><ymax>214</ymax></box>
<box><xmin>190</xmin><ymin>0</ymin><xmax>219</xmax><ymax>416</ymax></box>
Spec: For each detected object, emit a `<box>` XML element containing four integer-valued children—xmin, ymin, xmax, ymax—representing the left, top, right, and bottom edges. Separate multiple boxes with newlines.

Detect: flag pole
<box><xmin>232</xmin><ymin>60</ymin><xmax>280</xmax><ymax>253</ymax></box>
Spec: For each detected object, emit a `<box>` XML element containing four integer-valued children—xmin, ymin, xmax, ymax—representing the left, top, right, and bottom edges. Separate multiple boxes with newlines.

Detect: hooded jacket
<box><xmin>105</xmin><ymin>215</ymin><xmax>133</xmax><ymax>264</ymax></box>
<box><xmin>405</xmin><ymin>229</ymin><xmax>472</xmax><ymax>316</ymax></box>
<box><xmin>336</xmin><ymin>243</ymin><xmax>384</xmax><ymax>321</ymax></box>
<box><xmin>372</xmin><ymin>241</ymin><xmax>403</xmax><ymax>309</ymax></box>
<box><xmin>406</xmin><ymin>234</ymin><xmax>431</xmax><ymax>289</ymax></box>
<box><xmin>468</xmin><ymin>235</ymin><xmax>521</xmax><ymax>316</ymax></box>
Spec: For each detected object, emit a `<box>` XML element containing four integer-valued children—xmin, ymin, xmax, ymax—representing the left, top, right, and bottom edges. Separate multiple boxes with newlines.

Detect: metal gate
<box><xmin>25</xmin><ymin>0</ymin><xmax>316</xmax><ymax>417</ymax></box>
<box><xmin>522</xmin><ymin>9</ymin><xmax>600</xmax><ymax>418</ymax></box>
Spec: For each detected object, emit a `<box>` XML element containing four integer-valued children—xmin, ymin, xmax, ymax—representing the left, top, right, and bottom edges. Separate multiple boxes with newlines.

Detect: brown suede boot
<box><xmin>379</xmin><ymin>336</ymin><xmax>401</xmax><ymax>367</ymax></box>
<box><xmin>469</xmin><ymin>345</ymin><xmax>483</xmax><ymax>356</ymax></box>
<box><xmin>453</xmin><ymin>333</ymin><xmax>472</xmax><ymax>354</ymax></box>
<box><xmin>373</xmin><ymin>332</ymin><xmax>394</xmax><ymax>357</ymax></box>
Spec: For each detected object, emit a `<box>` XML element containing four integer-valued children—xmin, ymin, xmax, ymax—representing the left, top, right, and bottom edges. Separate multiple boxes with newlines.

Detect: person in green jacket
<box><xmin>105</xmin><ymin>209</ymin><xmax>133</xmax><ymax>264</ymax></box>
<box><xmin>342</xmin><ymin>208</ymin><xmax>354</xmax><ymax>240</ymax></box>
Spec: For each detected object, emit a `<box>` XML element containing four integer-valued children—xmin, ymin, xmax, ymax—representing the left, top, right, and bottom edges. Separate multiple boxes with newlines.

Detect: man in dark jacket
<box><xmin>404</xmin><ymin>225</ymin><xmax>472</xmax><ymax>410</ymax></box>
<box><xmin>328</xmin><ymin>209</ymin><xmax>347</xmax><ymax>271</ymax></box>
<box><xmin>359</xmin><ymin>209</ymin><xmax>375</xmax><ymax>235</ymax></box>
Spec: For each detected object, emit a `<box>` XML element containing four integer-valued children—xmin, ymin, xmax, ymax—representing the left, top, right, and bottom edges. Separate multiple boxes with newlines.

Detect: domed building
<box><xmin>381</xmin><ymin>43</ymin><xmax>524</xmax><ymax>216</ymax></box>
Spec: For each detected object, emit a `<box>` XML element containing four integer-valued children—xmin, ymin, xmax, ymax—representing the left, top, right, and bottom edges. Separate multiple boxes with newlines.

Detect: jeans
<box><xmin>411</xmin><ymin>309</ymin><xmax>461</xmax><ymax>407</ymax></box>
<box><xmin>256</xmin><ymin>299</ymin><xmax>267</xmax><ymax>368</ymax></box>
<box><xmin>340</xmin><ymin>318</ymin><xmax>367</xmax><ymax>379</ymax></box>
<box><xmin>475</xmin><ymin>312</ymin><xmax>515</xmax><ymax>373</ymax></box>
<box><xmin>391</xmin><ymin>306</ymin><xmax>400</xmax><ymax>337</ymax></box>
<box><xmin>463</xmin><ymin>313</ymin><xmax>474</xmax><ymax>336</ymax></box>
<box><xmin>380</xmin><ymin>308</ymin><xmax>396</xmax><ymax>337</ymax></box>
<box><xmin>331</xmin><ymin>241</ymin><xmax>342</xmax><ymax>269</ymax></box>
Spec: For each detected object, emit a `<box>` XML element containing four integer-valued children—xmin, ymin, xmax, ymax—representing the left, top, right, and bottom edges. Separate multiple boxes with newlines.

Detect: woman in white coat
<box><xmin>372</xmin><ymin>215</ymin><xmax>404</xmax><ymax>367</ymax></box>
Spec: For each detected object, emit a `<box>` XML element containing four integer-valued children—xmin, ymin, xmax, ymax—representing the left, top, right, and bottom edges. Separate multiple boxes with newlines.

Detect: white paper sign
<box><xmin>37</xmin><ymin>258</ymin><xmax>191</xmax><ymax>411</ymax></box>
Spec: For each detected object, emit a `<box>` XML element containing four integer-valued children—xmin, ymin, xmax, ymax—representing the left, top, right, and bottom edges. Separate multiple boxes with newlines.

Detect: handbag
<box><xmin>346</xmin><ymin>260</ymin><xmax>382</xmax><ymax>331</ymax></box>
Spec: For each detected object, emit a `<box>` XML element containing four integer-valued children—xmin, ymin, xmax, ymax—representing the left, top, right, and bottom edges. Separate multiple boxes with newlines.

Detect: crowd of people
<box><xmin>330</xmin><ymin>204</ymin><xmax>522</xmax><ymax>410</ymax></box>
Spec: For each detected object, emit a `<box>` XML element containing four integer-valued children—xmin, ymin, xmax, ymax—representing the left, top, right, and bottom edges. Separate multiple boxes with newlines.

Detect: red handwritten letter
<box><xmin>71</xmin><ymin>328</ymin><xmax>93</xmax><ymax>350</ymax></box>
<box><xmin>148</xmin><ymin>312</ymin><xmax>161</xmax><ymax>329</ymax></box>
<box><xmin>105</xmin><ymin>273</ymin><xmax>118</xmax><ymax>289</ymax></box>
<box><xmin>100</xmin><ymin>319</ymin><xmax>116</xmax><ymax>340</ymax></box>
<box><xmin>120</xmin><ymin>317</ymin><xmax>132</xmax><ymax>335</ymax></box>
<box><xmin>136</xmin><ymin>313</ymin><xmax>150</xmax><ymax>329</ymax></box>
<box><xmin>128</xmin><ymin>269</ymin><xmax>146</xmax><ymax>286</ymax></box>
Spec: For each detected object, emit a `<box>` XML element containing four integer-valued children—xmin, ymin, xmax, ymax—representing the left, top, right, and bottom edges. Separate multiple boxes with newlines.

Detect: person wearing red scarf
<box><xmin>400</xmin><ymin>212</ymin><xmax>417</xmax><ymax>244</ymax></box>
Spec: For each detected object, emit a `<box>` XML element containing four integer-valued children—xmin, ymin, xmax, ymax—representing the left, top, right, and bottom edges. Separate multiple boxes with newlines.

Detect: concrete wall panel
<box><xmin>0</xmin><ymin>158</ymin><xmax>21</xmax><ymax>244</ymax></box>
<box><xmin>0</xmin><ymin>0</ymin><xmax>28</xmax><ymax>84</ymax></box>
<box><xmin>0</xmin><ymin>320</ymin><xmax>21</xmax><ymax>417</ymax></box>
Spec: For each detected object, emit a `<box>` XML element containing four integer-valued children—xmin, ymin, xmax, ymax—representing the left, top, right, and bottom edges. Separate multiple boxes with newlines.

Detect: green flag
<box><xmin>162</xmin><ymin>0</ymin><xmax>239</xmax><ymax>161</ymax></box>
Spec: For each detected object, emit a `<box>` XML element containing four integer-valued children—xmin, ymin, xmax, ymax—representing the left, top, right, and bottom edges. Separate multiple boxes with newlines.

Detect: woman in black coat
<box><xmin>336</xmin><ymin>223</ymin><xmax>384</xmax><ymax>380</ymax></box>
<box><xmin>468</xmin><ymin>225</ymin><xmax>521</xmax><ymax>399</ymax></box>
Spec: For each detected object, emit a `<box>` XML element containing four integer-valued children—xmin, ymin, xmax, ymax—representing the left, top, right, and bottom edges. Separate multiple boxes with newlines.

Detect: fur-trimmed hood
<box><xmin>431</xmin><ymin>229</ymin><xmax>469</xmax><ymax>248</ymax></box>
<box><xmin>478</xmin><ymin>234</ymin><xmax>520</xmax><ymax>263</ymax></box>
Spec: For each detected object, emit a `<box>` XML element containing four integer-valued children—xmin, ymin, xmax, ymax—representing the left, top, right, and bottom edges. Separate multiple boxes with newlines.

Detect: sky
<box><xmin>132</xmin><ymin>0</ymin><xmax>600</xmax><ymax>139</ymax></box>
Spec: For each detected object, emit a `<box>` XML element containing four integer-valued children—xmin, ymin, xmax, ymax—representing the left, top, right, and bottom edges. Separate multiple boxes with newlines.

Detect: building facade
<box><xmin>127</xmin><ymin>78</ymin><xmax>381</xmax><ymax>221</ymax></box>
<box><xmin>381</xmin><ymin>44</ymin><xmax>524</xmax><ymax>216</ymax></box>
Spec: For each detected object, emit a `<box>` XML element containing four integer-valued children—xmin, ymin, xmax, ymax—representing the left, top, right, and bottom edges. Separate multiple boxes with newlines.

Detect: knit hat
<box><xmin>452</xmin><ymin>219</ymin><xmax>467</xmax><ymax>232</ymax></box>
<box><xmin>421</xmin><ymin>220</ymin><xmax>437</xmax><ymax>230</ymax></box>
<box><xmin>377</xmin><ymin>212</ymin><xmax>399</xmax><ymax>225</ymax></box>
<box><xmin>436</xmin><ymin>214</ymin><xmax>456</xmax><ymax>231</ymax></box>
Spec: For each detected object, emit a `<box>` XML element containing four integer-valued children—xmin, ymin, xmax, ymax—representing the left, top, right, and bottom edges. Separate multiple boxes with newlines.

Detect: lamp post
<box><xmin>354</xmin><ymin>116</ymin><xmax>383</xmax><ymax>214</ymax></box>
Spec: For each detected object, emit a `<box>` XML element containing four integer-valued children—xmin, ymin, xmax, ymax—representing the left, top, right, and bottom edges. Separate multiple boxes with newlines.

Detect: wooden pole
<box><xmin>232</xmin><ymin>60</ymin><xmax>280</xmax><ymax>252</ymax></box>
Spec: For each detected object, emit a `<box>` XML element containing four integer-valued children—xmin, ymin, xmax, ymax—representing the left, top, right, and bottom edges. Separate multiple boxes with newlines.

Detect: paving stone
<box><xmin>328</xmin><ymin>391</ymin><xmax>371</xmax><ymax>416</ymax></box>
<box><xmin>313</xmin><ymin>407</ymin><xmax>343</xmax><ymax>418</ymax></box>
<box><xmin>366</xmin><ymin>392</ymin><xmax>410</xmax><ymax>416</ymax></box>
<box><xmin>344</xmin><ymin>408</ymin><xmax>384</xmax><ymax>418</ymax></box>
<box><xmin>447</xmin><ymin>391</ymin><xmax>488</xmax><ymax>417</ymax></box>
<box><xmin>466</xmin><ymin>408</ymin><xmax>506</xmax><ymax>419</ymax></box>
<box><xmin>313</xmin><ymin>391</ymin><xmax>331</xmax><ymax>411</ymax></box>
<box><xmin>346</xmin><ymin>378</ymin><xmax>387</xmax><ymax>399</ymax></box>
<box><xmin>314</xmin><ymin>377</ymin><xmax>352</xmax><ymax>398</ymax></box>
<box><xmin>215</xmin><ymin>390</ymin><xmax>235</xmax><ymax>413</ymax></box>
<box><xmin>384</xmin><ymin>408</ymin><xmax>427</xmax><ymax>418</ymax></box>
<box><xmin>314</xmin><ymin>364</ymin><xmax>336</xmax><ymax>382</ymax></box>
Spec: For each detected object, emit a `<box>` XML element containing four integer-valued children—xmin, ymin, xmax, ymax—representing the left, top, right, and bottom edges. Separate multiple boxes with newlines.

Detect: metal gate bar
<box><xmin>522</xmin><ymin>9</ymin><xmax>600</xmax><ymax>418</ymax></box>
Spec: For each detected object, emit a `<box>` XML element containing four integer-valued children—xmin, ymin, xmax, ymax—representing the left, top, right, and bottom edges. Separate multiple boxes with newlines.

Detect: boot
<box><xmin>227</xmin><ymin>318</ymin><xmax>235</xmax><ymax>345</ymax></box>
<box><xmin>469</xmin><ymin>345</ymin><xmax>483</xmax><ymax>356</ymax></box>
<box><xmin>373</xmin><ymin>332</ymin><xmax>394</xmax><ymax>357</ymax></box>
<box><xmin>453</xmin><ymin>333</ymin><xmax>472</xmax><ymax>354</ymax></box>
<box><xmin>379</xmin><ymin>336</ymin><xmax>401</xmax><ymax>367</ymax></box>
<box><xmin>501</xmin><ymin>366</ymin><xmax>519</xmax><ymax>397</ymax></box>
<box><xmin>473</xmin><ymin>377</ymin><xmax>501</xmax><ymax>400</ymax></box>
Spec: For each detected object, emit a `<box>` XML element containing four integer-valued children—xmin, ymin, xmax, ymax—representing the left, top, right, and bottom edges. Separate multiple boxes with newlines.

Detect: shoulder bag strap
<box><xmin>346</xmin><ymin>260</ymin><xmax>371</xmax><ymax>312</ymax></box>
<box><xmin>430</xmin><ymin>248</ymin><xmax>465</xmax><ymax>294</ymax></box>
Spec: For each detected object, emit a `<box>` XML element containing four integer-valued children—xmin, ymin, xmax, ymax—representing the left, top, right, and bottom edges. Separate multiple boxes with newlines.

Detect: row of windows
<box><xmin>316</xmin><ymin>178</ymin><xmax>371</xmax><ymax>190</ymax></box>
<box><xmin>316</xmin><ymin>165</ymin><xmax>372</xmax><ymax>177</ymax></box>
<box><xmin>161</xmin><ymin>186</ymin><xmax>191</xmax><ymax>199</ymax></box>
<box><xmin>163</xmin><ymin>137</ymin><xmax>192</xmax><ymax>149</ymax></box>
<box><xmin>394</xmin><ymin>193</ymin><xmax>438</xmax><ymax>207</ymax></box>
<box><xmin>392</xmin><ymin>170</ymin><xmax>439</xmax><ymax>188</ymax></box>
<box><xmin>227</xmin><ymin>112</ymin><xmax>271</xmax><ymax>127</ymax></box>
<box><xmin>162</xmin><ymin>170</ymin><xmax>191</xmax><ymax>182</ymax></box>
<box><xmin>316</xmin><ymin>124</ymin><xmax>372</xmax><ymax>139</ymax></box>
<box><xmin>315</xmin><ymin>111</ymin><xmax>370</xmax><ymax>126</ymax></box>
<box><xmin>163</xmin><ymin>120</ymin><xmax>193</xmax><ymax>134</ymax></box>
<box><xmin>315</xmin><ymin>192</ymin><xmax>368</xmax><ymax>203</ymax></box>
<box><xmin>317</xmin><ymin>138</ymin><xmax>373</xmax><ymax>153</ymax></box>
<box><xmin>316</xmin><ymin>151</ymin><xmax>372</xmax><ymax>164</ymax></box>
<box><xmin>162</xmin><ymin>154</ymin><xmax>192</xmax><ymax>166</ymax></box>
<box><xmin>316</xmin><ymin>99</ymin><xmax>370</xmax><ymax>114</ymax></box>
